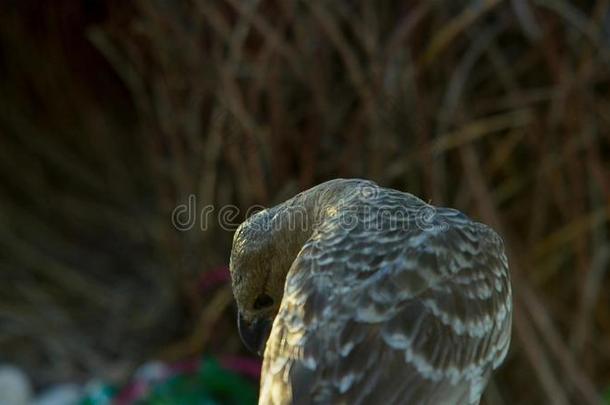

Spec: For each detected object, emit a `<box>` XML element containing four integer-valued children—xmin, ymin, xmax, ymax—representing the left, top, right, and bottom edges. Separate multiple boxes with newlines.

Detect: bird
<box><xmin>230</xmin><ymin>178</ymin><xmax>512</xmax><ymax>405</ymax></box>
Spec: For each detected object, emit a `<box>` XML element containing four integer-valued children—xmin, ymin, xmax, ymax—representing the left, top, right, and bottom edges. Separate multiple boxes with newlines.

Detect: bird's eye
<box><xmin>253</xmin><ymin>293</ymin><xmax>274</xmax><ymax>310</ymax></box>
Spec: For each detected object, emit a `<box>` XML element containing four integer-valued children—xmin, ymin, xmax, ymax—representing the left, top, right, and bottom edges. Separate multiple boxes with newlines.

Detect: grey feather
<box><xmin>233</xmin><ymin>179</ymin><xmax>512</xmax><ymax>405</ymax></box>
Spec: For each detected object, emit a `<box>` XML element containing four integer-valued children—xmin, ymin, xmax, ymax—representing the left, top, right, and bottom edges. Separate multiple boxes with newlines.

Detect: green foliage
<box><xmin>137</xmin><ymin>358</ymin><xmax>257</xmax><ymax>405</ymax></box>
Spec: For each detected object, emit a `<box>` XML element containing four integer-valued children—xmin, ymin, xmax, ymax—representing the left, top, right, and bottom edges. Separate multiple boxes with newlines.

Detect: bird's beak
<box><xmin>238</xmin><ymin>312</ymin><xmax>272</xmax><ymax>357</ymax></box>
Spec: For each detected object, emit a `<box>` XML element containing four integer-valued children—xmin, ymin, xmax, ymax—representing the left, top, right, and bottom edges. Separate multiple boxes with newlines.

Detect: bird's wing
<box><xmin>260</xmin><ymin>202</ymin><xmax>512</xmax><ymax>405</ymax></box>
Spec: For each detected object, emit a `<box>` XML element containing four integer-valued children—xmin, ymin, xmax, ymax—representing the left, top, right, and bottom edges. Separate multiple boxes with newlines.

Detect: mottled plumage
<box><xmin>230</xmin><ymin>179</ymin><xmax>512</xmax><ymax>405</ymax></box>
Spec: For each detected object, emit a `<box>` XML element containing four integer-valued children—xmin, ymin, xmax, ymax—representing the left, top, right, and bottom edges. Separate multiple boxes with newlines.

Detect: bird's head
<box><xmin>229</xmin><ymin>179</ymin><xmax>358</xmax><ymax>355</ymax></box>
<box><xmin>230</xmin><ymin>206</ymin><xmax>302</xmax><ymax>355</ymax></box>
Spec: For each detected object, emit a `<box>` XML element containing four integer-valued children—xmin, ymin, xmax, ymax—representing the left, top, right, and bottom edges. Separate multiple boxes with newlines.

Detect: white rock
<box><xmin>0</xmin><ymin>365</ymin><xmax>32</xmax><ymax>405</ymax></box>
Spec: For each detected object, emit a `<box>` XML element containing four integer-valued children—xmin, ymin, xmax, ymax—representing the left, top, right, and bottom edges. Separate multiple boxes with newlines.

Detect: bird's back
<box><xmin>259</xmin><ymin>180</ymin><xmax>512</xmax><ymax>405</ymax></box>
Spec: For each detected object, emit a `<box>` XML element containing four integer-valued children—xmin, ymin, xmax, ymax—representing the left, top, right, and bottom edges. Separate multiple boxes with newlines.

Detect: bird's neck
<box><xmin>272</xmin><ymin>180</ymin><xmax>354</xmax><ymax>263</ymax></box>
<box><xmin>263</xmin><ymin>179</ymin><xmax>369</xmax><ymax>299</ymax></box>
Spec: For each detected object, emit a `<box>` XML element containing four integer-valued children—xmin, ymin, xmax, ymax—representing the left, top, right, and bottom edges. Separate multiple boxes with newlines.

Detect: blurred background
<box><xmin>1</xmin><ymin>0</ymin><xmax>609</xmax><ymax>404</ymax></box>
